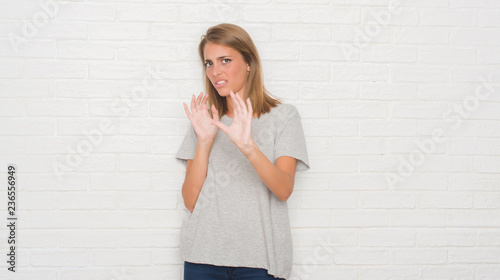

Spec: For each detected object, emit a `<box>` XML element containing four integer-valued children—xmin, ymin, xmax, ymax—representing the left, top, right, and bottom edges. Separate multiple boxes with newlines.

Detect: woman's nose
<box><xmin>211</xmin><ymin>63</ymin><xmax>221</xmax><ymax>77</ymax></box>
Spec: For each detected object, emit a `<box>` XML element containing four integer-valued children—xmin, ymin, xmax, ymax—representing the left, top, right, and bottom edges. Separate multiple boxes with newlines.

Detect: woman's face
<box><xmin>203</xmin><ymin>42</ymin><xmax>249</xmax><ymax>98</ymax></box>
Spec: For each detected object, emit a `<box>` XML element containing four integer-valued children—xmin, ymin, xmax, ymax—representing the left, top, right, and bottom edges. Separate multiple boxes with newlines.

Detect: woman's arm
<box><xmin>245</xmin><ymin>147</ymin><xmax>297</xmax><ymax>201</ymax></box>
<box><xmin>181</xmin><ymin>140</ymin><xmax>213</xmax><ymax>212</ymax></box>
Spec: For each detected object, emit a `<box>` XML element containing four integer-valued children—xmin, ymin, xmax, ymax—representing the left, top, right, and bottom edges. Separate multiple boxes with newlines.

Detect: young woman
<box><xmin>176</xmin><ymin>23</ymin><xmax>309</xmax><ymax>280</ymax></box>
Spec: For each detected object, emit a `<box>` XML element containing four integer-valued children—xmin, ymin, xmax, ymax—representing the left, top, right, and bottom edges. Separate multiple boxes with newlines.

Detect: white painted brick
<box><xmin>0</xmin><ymin>59</ymin><xmax>22</xmax><ymax>78</ymax></box>
<box><xmin>415</xmin><ymin>155</ymin><xmax>474</xmax><ymax>172</ymax></box>
<box><xmin>119</xmin><ymin>79</ymin><xmax>179</xmax><ymax>99</ymax></box>
<box><xmin>330</xmin><ymin>174</ymin><xmax>387</xmax><ymax>191</ymax></box>
<box><xmin>301</xmin><ymin>267</ymin><xmax>357</xmax><ymax>280</ymax></box>
<box><xmin>362</xmin><ymin>267</ymin><xmax>417</xmax><ymax>280</ymax></box>
<box><xmin>361</xmin><ymin>7</ymin><xmax>419</xmax><ymax>26</ymax></box>
<box><xmin>475</xmin><ymin>156</ymin><xmax>500</xmax><ymax>173</ymax></box>
<box><xmin>150</xmin><ymin>136</ymin><xmax>183</xmax><ymax>155</ymax></box>
<box><xmin>56</xmin><ymin>80</ymin><xmax>117</xmax><ymax>98</ymax></box>
<box><xmin>30</xmin><ymin>21</ymin><xmax>87</xmax><ymax>39</ymax></box>
<box><xmin>302</xmin><ymin>119</ymin><xmax>358</xmax><ymax>136</ymax></box>
<box><xmin>120</xmin><ymin>119</ymin><xmax>177</xmax><ymax>135</ymax></box>
<box><xmin>389</xmin><ymin>137</ymin><xmax>446</xmax><ymax>154</ymax></box>
<box><xmin>30</xmin><ymin>250</ymin><xmax>90</xmax><ymax>267</ymax></box>
<box><xmin>301</xmin><ymin>191</ymin><xmax>356</xmax><ymax>209</ymax></box>
<box><xmin>57</xmin><ymin>41</ymin><xmax>116</xmax><ymax>60</ymax></box>
<box><xmin>88</xmin><ymin>63</ymin><xmax>149</xmax><ymax>80</ymax></box>
<box><xmin>393</xmin><ymin>27</ymin><xmax>449</xmax><ymax>44</ymax></box>
<box><xmin>392</xmin><ymin>66</ymin><xmax>449</xmax><ymax>82</ymax></box>
<box><xmin>393</xmin><ymin>249</ymin><xmax>447</xmax><ymax>264</ymax></box>
<box><xmin>91</xmin><ymin>210</ymin><xmax>151</xmax><ymax>229</ymax></box>
<box><xmin>304</xmin><ymin>137</ymin><xmax>329</xmax><ymax>156</ymax></box>
<box><xmin>478</xmin><ymin>47</ymin><xmax>500</xmax><ymax>65</ymax></box>
<box><xmin>451</xmin><ymin>28</ymin><xmax>500</xmax><ymax>45</ymax></box>
<box><xmin>417</xmin><ymin>120</ymin><xmax>475</xmax><ymax>137</ymax></box>
<box><xmin>156</xmin><ymin>62</ymin><xmax>200</xmax><ymax>80</ymax></box>
<box><xmin>330</xmin><ymin>138</ymin><xmax>387</xmax><ymax>155</ymax></box>
<box><xmin>329</xmin><ymin>101</ymin><xmax>387</xmax><ymax>118</ymax></box>
<box><xmin>29</xmin><ymin>210</ymin><xmax>89</xmax><ymax>229</ymax></box>
<box><xmin>0</xmin><ymin>136</ymin><xmax>24</xmax><ymax>154</ymax></box>
<box><xmin>417</xmin><ymin>191</ymin><xmax>473</xmax><ymax>209</ymax></box>
<box><xmin>258</xmin><ymin>41</ymin><xmax>300</xmax><ymax>60</ymax></box>
<box><xmin>361</xmin><ymin>120</ymin><xmax>416</xmax><ymax>136</ymax></box>
<box><xmin>1</xmin><ymin>40</ymin><xmax>56</xmax><ymax>58</ymax></box>
<box><xmin>180</xmin><ymin>4</ymin><xmax>238</xmax><ymax>23</ymax></box>
<box><xmin>447</xmin><ymin>210</ymin><xmax>500</xmax><ymax>227</ymax></box>
<box><xmin>150</xmin><ymin>209</ymin><xmax>184</xmax><ymax>228</ymax></box>
<box><xmin>417</xmin><ymin>229</ymin><xmax>475</xmax><ymax>247</ymax></box>
<box><xmin>18</xmin><ymin>230</ymin><xmax>58</xmax><ymax>248</ymax></box>
<box><xmin>118</xmin><ymin>42</ymin><xmax>177</xmax><ymax>61</ymax></box>
<box><xmin>449</xmin><ymin>249</ymin><xmax>500</xmax><ymax>263</ymax></box>
<box><xmin>292</xmin><ymin>103</ymin><xmax>328</xmax><ymax>119</ymax></box>
<box><xmin>0</xmin><ymin>118</ymin><xmax>56</xmax><ymax>136</ymax></box>
<box><xmin>333</xmin><ymin>248</ymin><xmax>389</xmax><ymax>265</ymax></box>
<box><xmin>450</xmin><ymin>0</ymin><xmax>500</xmax><ymax>8</ymax></box>
<box><xmin>21</xmin><ymin>192</ymin><xmax>57</xmax><ymax>209</ymax></box>
<box><xmin>119</xmin><ymin>5</ymin><xmax>178</xmax><ymax>22</ymax></box>
<box><xmin>418</xmin><ymin>47</ymin><xmax>476</xmax><ymax>64</ymax></box>
<box><xmin>451</xmin><ymin>66</ymin><xmax>500</xmax><ymax>83</ymax></box>
<box><xmin>359</xmin><ymin>191</ymin><xmax>415</xmax><ymax>208</ymax></box>
<box><xmin>117</xmin><ymin>191</ymin><xmax>177</xmax><ymax>209</ymax></box>
<box><xmin>332</xmin><ymin>210</ymin><xmax>388</xmax><ymax>227</ymax></box>
<box><xmin>152</xmin><ymin>248</ymin><xmax>182</xmax><ymax>265</ymax></box>
<box><xmin>55</xmin><ymin>154</ymin><xmax>115</xmax><ymax>172</ymax></box>
<box><xmin>0</xmin><ymin>99</ymin><xmax>24</xmax><ymax>117</ymax></box>
<box><xmin>301</xmin><ymin>44</ymin><xmax>359</xmax><ymax>62</ymax></box>
<box><xmin>58</xmin><ymin>269</ymin><xmax>123</xmax><ymax>280</ymax></box>
<box><xmin>150</xmin><ymin>101</ymin><xmax>186</xmax><ymax>118</ymax></box>
<box><xmin>391</xmin><ymin>209</ymin><xmax>446</xmax><ymax>227</ymax></box>
<box><xmin>118</xmin><ymin>229</ymin><xmax>179</xmax><ymax>248</ymax></box>
<box><xmin>331</xmin><ymin>64</ymin><xmax>389</xmax><ymax>82</ymax></box>
<box><xmin>151</xmin><ymin>23</ymin><xmax>207</xmax><ymax>41</ymax></box>
<box><xmin>289</xmin><ymin>209</ymin><xmax>331</xmax><ymax>228</ymax></box>
<box><xmin>0</xmin><ymin>269</ymin><xmax>56</xmax><ymax>280</ymax></box>
<box><xmin>449</xmin><ymin>173</ymin><xmax>500</xmax><ymax>191</ymax></box>
<box><xmin>119</xmin><ymin>154</ymin><xmax>176</xmax><ymax>172</ymax></box>
<box><xmin>59</xmin><ymin>229</ymin><xmax>117</xmax><ymax>248</ymax></box>
<box><xmin>476</xmin><ymin>266</ymin><xmax>500</xmax><ymax>280</ymax></box>
<box><xmin>479</xmin><ymin>10</ymin><xmax>500</xmax><ymax>27</ymax></box>
<box><xmin>273</xmin><ymin>63</ymin><xmax>330</xmax><ymax>81</ymax></box>
<box><xmin>420</xmin><ymin>8</ymin><xmax>476</xmax><ymax>26</ymax></box>
<box><xmin>57</xmin><ymin>3</ymin><xmax>117</xmax><ymax>21</ymax></box>
<box><xmin>417</xmin><ymin>83</ymin><xmax>477</xmax><ymax>101</ymax></box>
<box><xmin>89</xmin><ymin>99</ymin><xmax>148</xmax><ymax>117</ymax></box>
<box><xmin>477</xmin><ymin>121</ymin><xmax>500</xmax><ymax>137</ymax></box>
<box><xmin>399</xmin><ymin>0</ymin><xmax>448</xmax><ymax>7</ymax></box>
<box><xmin>58</xmin><ymin>192</ymin><xmax>116</xmax><ymax>209</ymax></box>
<box><xmin>301</xmin><ymin>82</ymin><xmax>359</xmax><ymax>100</ymax></box>
<box><xmin>22</xmin><ymin>173</ymin><xmax>87</xmax><ymax>191</ymax></box>
<box><xmin>331</xmin><ymin>0</ymin><xmax>388</xmax><ymax>5</ymax></box>
<box><xmin>447</xmin><ymin>138</ymin><xmax>499</xmax><ymax>155</ymax></box>
<box><xmin>273</xmin><ymin>24</ymin><xmax>332</xmax><ymax>41</ymax></box>
<box><xmin>93</xmin><ymin>249</ymin><xmax>150</xmax><ymax>266</ymax></box>
<box><xmin>474</xmin><ymin>192</ymin><xmax>500</xmax><ymax>209</ymax></box>
<box><xmin>301</xmin><ymin>6</ymin><xmax>360</xmax><ymax>24</ymax></box>
<box><xmin>89</xmin><ymin>22</ymin><xmax>148</xmax><ymax>40</ymax></box>
<box><xmin>266</xmin><ymin>81</ymin><xmax>299</xmax><ymax>100</ymax></box>
<box><xmin>292</xmin><ymin>228</ymin><xmax>357</xmax><ymax>248</ymax></box>
<box><xmin>26</xmin><ymin>98</ymin><xmax>86</xmax><ymax>117</ymax></box>
<box><xmin>241</xmin><ymin>5</ymin><xmax>299</xmax><ymax>22</ymax></box>
<box><xmin>477</xmin><ymin>230</ymin><xmax>500</xmax><ymax>246</ymax></box>
<box><xmin>362</xmin><ymin>45</ymin><xmax>416</xmax><ymax>63</ymax></box>
<box><xmin>309</xmin><ymin>156</ymin><xmax>358</xmax><ymax>173</ymax></box>
<box><xmin>57</xmin><ymin>118</ymin><xmax>119</xmax><ymax>136</ymax></box>
<box><xmin>360</xmin><ymin>83</ymin><xmax>416</xmax><ymax>100</ymax></box>
<box><xmin>294</xmin><ymin>173</ymin><xmax>329</xmax><ymax>191</ymax></box>
<box><xmin>360</xmin><ymin>228</ymin><xmax>416</xmax><ymax>247</ymax></box>
<box><xmin>419</xmin><ymin>266</ymin><xmax>474</xmax><ymax>280</ymax></box>
<box><xmin>26</xmin><ymin>60</ymin><xmax>86</xmax><ymax>79</ymax></box>
<box><xmin>91</xmin><ymin>172</ymin><xmax>150</xmax><ymax>191</ymax></box>
<box><xmin>333</xmin><ymin>25</ymin><xmax>391</xmax><ymax>44</ymax></box>
<box><xmin>392</xmin><ymin>172</ymin><xmax>448</xmax><ymax>190</ymax></box>
<box><xmin>0</xmin><ymin>79</ymin><xmax>52</xmax><ymax>97</ymax></box>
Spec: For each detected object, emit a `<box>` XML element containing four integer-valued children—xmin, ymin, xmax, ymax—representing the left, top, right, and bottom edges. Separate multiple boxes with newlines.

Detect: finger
<box><xmin>202</xmin><ymin>92</ymin><xmax>209</xmax><ymax>112</ymax></box>
<box><xmin>211</xmin><ymin>104</ymin><xmax>219</xmax><ymax>122</ymax></box>
<box><xmin>236</xmin><ymin>93</ymin><xmax>247</xmax><ymax>114</ymax></box>
<box><xmin>183</xmin><ymin>102</ymin><xmax>192</xmax><ymax>121</ymax></box>
<box><xmin>190</xmin><ymin>94</ymin><xmax>196</xmax><ymax>113</ymax></box>
<box><xmin>196</xmin><ymin>92</ymin><xmax>203</xmax><ymax>112</ymax></box>
<box><xmin>246</xmin><ymin>98</ymin><xmax>253</xmax><ymax>118</ymax></box>
<box><xmin>211</xmin><ymin>120</ymin><xmax>229</xmax><ymax>135</ymax></box>
<box><xmin>230</xmin><ymin>90</ymin><xmax>241</xmax><ymax>116</ymax></box>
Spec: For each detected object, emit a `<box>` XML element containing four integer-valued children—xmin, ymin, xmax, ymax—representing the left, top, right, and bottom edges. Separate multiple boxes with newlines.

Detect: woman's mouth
<box><xmin>215</xmin><ymin>80</ymin><xmax>227</xmax><ymax>87</ymax></box>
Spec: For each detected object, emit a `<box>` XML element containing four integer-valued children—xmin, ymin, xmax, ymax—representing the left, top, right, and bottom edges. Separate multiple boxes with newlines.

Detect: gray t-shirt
<box><xmin>175</xmin><ymin>103</ymin><xmax>309</xmax><ymax>279</ymax></box>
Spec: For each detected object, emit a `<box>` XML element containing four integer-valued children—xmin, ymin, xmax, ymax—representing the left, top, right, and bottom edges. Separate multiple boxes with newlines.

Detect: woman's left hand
<box><xmin>211</xmin><ymin>90</ymin><xmax>256</xmax><ymax>155</ymax></box>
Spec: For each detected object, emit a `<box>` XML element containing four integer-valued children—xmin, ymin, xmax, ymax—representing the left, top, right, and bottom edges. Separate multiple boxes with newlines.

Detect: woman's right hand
<box><xmin>183</xmin><ymin>92</ymin><xmax>219</xmax><ymax>142</ymax></box>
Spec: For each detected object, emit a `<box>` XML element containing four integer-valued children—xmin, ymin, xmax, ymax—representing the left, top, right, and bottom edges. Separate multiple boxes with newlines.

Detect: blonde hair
<box><xmin>198</xmin><ymin>23</ymin><xmax>281</xmax><ymax>119</ymax></box>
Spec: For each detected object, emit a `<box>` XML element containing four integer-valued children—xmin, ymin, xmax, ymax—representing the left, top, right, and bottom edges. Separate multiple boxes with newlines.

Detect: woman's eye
<box><xmin>222</xmin><ymin>58</ymin><xmax>231</xmax><ymax>63</ymax></box>
<box><xmin>204</xmin><ymin>61</ymin><xmax>212</xmax><ymax>67</ymax></box>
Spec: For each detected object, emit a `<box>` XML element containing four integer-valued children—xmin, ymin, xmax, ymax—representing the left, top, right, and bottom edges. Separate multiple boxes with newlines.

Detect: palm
<box><xmin>183</xmin><ymin>92</ymin><xmax>219</xmax><ymax>141</ymax></box>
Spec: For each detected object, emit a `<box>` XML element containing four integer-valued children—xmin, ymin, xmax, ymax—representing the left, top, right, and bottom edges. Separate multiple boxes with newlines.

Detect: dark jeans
<box><xmin>184</xmin><ymin>261</ymin><xmax>286</xmax><ymax>280</ymax></box>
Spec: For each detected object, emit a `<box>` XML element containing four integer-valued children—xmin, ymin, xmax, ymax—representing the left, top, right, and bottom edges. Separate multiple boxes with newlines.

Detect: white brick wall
<box><xmin>0</xmin><ymin>0</ymin><xmax>499</xmax><ymax>279</ymax></box>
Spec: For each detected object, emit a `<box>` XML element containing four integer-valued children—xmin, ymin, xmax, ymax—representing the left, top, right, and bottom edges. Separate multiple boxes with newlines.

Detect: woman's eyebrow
<box><xmin>205</xmin><ymin>55</ymin><xmax>231</xmax><ymax>61</ymax></box>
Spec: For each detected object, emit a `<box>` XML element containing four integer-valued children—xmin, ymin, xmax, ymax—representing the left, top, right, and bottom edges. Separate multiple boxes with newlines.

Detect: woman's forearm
<box><xmin>182</xmin><ymin>140</ymin><xmax>213</xmax><ymax>212</ymax></box>
<box><xmin>243</xmin><ymin>143</ymin><xmax>296</xmax><ymax>201</ymax></box>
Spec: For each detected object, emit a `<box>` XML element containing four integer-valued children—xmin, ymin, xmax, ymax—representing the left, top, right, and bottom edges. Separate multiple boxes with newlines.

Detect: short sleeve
<box><xmin>274</xmin><ymin>105</ymin><xmax>310</xmax><ymax>172</ymax></box>
<box><xmin>175</xmin><ymin>123</ymin><xmax>197</xmax><ymax>166</ymax></box>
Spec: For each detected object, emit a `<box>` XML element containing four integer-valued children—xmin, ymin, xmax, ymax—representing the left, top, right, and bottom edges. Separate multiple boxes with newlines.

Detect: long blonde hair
<box><xmin>198</xmin><ymin>23</ymin><xmax>281</xmax><ymax>119</ymax></box>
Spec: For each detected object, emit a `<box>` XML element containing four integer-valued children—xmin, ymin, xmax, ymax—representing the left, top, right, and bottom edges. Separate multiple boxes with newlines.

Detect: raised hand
<box><xmin>211</xmin><ymin>90</ymin><xmax>255</xmax><ymax>155</ymax></box>
<box><xmin>183</xmin><ymin>92</ymin><xmax>219</xmax><ymax>142</ymax></box>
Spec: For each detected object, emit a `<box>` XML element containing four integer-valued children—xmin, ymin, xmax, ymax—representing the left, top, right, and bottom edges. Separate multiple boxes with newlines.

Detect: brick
<box><xmin>0</xmin><ymin>155</ymin><xmax>59</xmax><ymax>172</ymax></box>
<box><xmin>449</xmin><ymin>173</ymin><xmax>500</xmax><ymax>191</ymax></box>
<box><xmin>118</xmin><ymin>229</ymin><xmax>179</xmax><ymax>248</ymax></box>
<box><xmin>22</xmin><ymin>173</ymin><xmax>87</xmax><ymax>191</ymax></box>
<box><xmin>26</xmin><ymin>98</ymin><xmax>86</xmax><ymax>117</ymax></box>
<box><xmin>477</xmin><ymin>121</ymin><xmax>500</xmax><ymax>137</ymax></box>
<box><xmin>362</xmin><ymin>7</ymin><xmax>419</xmax><ymax>25</ymax></box>
<box><xmin>300</xmin><ymin>267</ymin><xmax>357</xmax><ymax>280</ymax></box>
<box><xmin>0</xmin><ymin>99</ymin><xmax>24</xmax><ymax>117</ymax></box>
<box><xmin>301</xmin><ymin>191</ymin><xmax>356</xmax><ymax>209</ymax></box>
<box><xmin>362</xmin><ymin>45</ymin><xmax>416</xmax><ymax>63</ymax></box>
<box><xmin>360</xmin><ymin>83</ymin><xmax>416</xmax><ymax>100</ymax></box>
<box><xmin>59</xmin><ymin>229</ymin><xmax>117</xmax><ymax>248</ymax></box>
<box><xmin>475</xmin><ymin>156</ymin><xmax>500</xmax><ymax>173</ymax></box>
<box><xmin>332</xmin><ymin>210</ymin><xmax>388</xmax><ymax>227</ymax></box>
<box><xmin>388</xmin><ymin>137</ymin><xmax>446</xmax><ymax>154</ymax></box>
<box><xmin>2</xmin><ymin>40</ymin><xmax>56</xmax><ymax>58</ymax></box>
<box><xmin>57</xmin><ymin>118</ymin><xmax>119</xmax><ymax>136</ymax></box>
<box><xmin>118</xmin><ymin>42</ymin><xmax>177</xmax><ymax>61</ymax></box>
<box><xmin>301</xmin><ymin>82</ymin><xmax>358</xmax><ymax>100</ymax></box>
<box><xmin>451</xmin><ymin>66</ymin><xmax>500</xmax><ymax>82</ymax></box>
<box><xmin>292</xmin><ymin>228</ymin><xmax>357</xmax><ymax>248</ymax></box>
<box><xmin>152</xmin><ymin>23</ymin><xmax>207</xmax><ymax>41</ymax></box>
<box><xmin>309</xmin><ymin>156</ymin><xmax>358</xmax><ymax>173</ymax></box>
<box><xmin>330</xmin><ymin>138</ymin><xmax>387</xmax><ymax>155</ymax></box>
<box><xmin>292</xmin><ymin>102</ymin><xmax>329</xmax><ymax>119</ymax></box>
<box><xmin>0</xmin><ymin>136</ymin><xmax>24</xmax><ymax>154</ymax></box>
<box><xmin>361</xmin><ymin>120</ymin><xmax>416</xmax><ymax>136</ymax></box>
<box><xmin>360</xmin><ymin>228</ymin><xmax>416</xmax><ymax>247</ymax></box>
<box><xmin>21</xmin><ymin>192</ymin><xmax>57</xmax><ymax>209</ymax></box>
<box><xmin>331</xmin><ymin>64</ymin><xmax>389</xmax><ymax>82</ymax></box>
<box><xmin>417</xmin><ymin>83</ymin><xmax>476</xmax><ymax>101</ymax></box>
<box><xmin>359</xmin><ymin>192</ymin><xmax>415</xmax><ymax>208</ymax></box>
<box><xmin>476</xmin><ymin>266</ymin><xmax>500</xmax><ymax>280</ymax></box>
<box><xmin>478</xmin><ymin>47</ymin><xmax>500</xmax><ymax>65</ymax></box>
<box><xmin>57</xmin><ymin>41</ymin><xmax>116</xmax><ymax>60</ymax></box>
<box><xmin>30</xmin><ymin>250</ymin><xmax>90</xmax><ymax>266</ymax></box>
<box><xmin>417</xmin><ymin>229</ymin><xmax>475</xmax><ymax>246</ymax></box>
<box><xmin>362</xmin><ymin>267</ymin><xmax>417</xmax><ymax>280</ymax></box>
<box><xmin>241</xmin><ymin>5</ymin><xmax>299</xmax><ymax>22</ymax></box>
<box><xmin>0</xmin><ymin>59</ymin><xmax>22</xmax><ymax>78</ymax></box>
<box><xmin>329</xmin><ymin>101</ymin><xmax>387</xmax><ymax>118</ymax></box>
<box><xmin>120</xmin><ymin>119</ymin><xmax>177</xmax><ymax>135</ymax></box>
<box><xmin>447</xmin><ymin>138</ymin><xmax>499</xmax><ymax>155</ymax></box>
<box><xmin>334</xmin><ymin>248</ymin><xmax>389</xmax><ymax>265</ymax></box>
<box><xmin>117</xmin><ymin>191</ymin><xmax>177</xmax><ymax>209</ymax></box>
<box><xmin>333</xmin><ymin>25</ymin><xmax>391</xmax><ymax>44</ymax></box>
<box><xmin>119</xmin><ymin>154</ymin><xmax>176</xmax><ymax>172</ymax></box>
<box><xmin>391</xmin><ymin>209</ymin><xmax>446</xmax><ymax>227</ymax></box>
<box><xmin>56</xmin><ymin>80</ymin><xmax>117</xmax><ymax>98</ymax></box>
<box><xmin>31</xmin><ymin>21</ymin><xmax>87</xmax><ymax>39</ymax></box>
<box><xmin>58</xmin><ymin>192</ymin><xmax>116</xmax><ymax>209</ymax></box>
<box><xmin>301</xmin><ymin>6</ymin><xmax>360</xmax><ymax>24</ymax></box>
<box><xmin>447</xmin><ymin>210</ymin><xmax>500</xmax><ymax>227</ymax></box>
<box><xmin>419</xmin><ymin>266</ymin><xmax>474</xmax><ymax>280</ymax></box>
<box><xmin>88</xmin><ymin>63</ymin><xmax>149</xmax><ymax>80</ymax></box>
<box><xmin>57</xmin><ymin>3</ymin><xmax>117</xmax><ymax>21</ymax></box>
<box><xmin>450</xmin><ymin>0</ymin><xmax>500</xmax><ymax>8</ymax></box>
<box><xmin>150</xmin><ymin>101</ymin><xmax>186</xmax><ymax>118</ymax></box>
<box><xmin>393</xmin><ymin>27</ymin><xmax>449</xmax><ymax>44</ymax></box>
<box><xmin>18</xmin><ymin>230</ymin><xmax>58</xmax><ymax>248</ymax></box>
<box><xmin>330</xmin><ymin>174</ymin><xmax>387</xmax><ymax>191</ymax></box>
<box><xmin>417</xmin><ymin>191</ymin><xmax>473</xmax><ymax>208</ymax></box>
<box><xmin>477</xmin><ymin>230</ymin><xmax>500</xmax><ymax>246</ymax></box>
<box><xmin>418</xmin><ymin>47</ymin><xmax>476</xmax><ymax>64</ymax></box>
<box><xmin>258</xmin><ymin>42</ymin><xmax>299</xmax><ymax>61</ymax></box>
<box><xmin>393</xmin><ymin>249</ymin><xmax>447</xmax><ymax>264</ymax></box>
<box><xmin>392</xmin><ymin>66</ymin><xmax>449</xmax><ymax>82</ymax></box>
<box><xmin>301</xmin><ymin>43</ymin><xmax>359</xmax><ymax>62</ymax></box>
<box><xmin>451</xmin><ymin>28</ymin><xmax>500</xmax><ymax>45</ymax></box>
<box><xmin>420</xmin><ymin>8</ymin><xmax>476</xmax><ymax>26</ymax></box>
<box><xmin>91</xmin><ymin>172</ymin><xmax>150</xmax><ymax>191</ymax></box>
<box><xmin>26</xmin><ymin>61</ymin><xmax>86</xmax><ymax>79</ymax></box>
<box><xmin>89</xmin><ymin>22</ymin><xmax>148</xmax><ymax>40</ymax></box>
<box><xmin>273</xmin><ymin>62</ymin><xmax>330</xmax><ymax>81</ymax></box>
<box><xmin>449</xmin><ymin>249</ymin><xmax>500</xmax><ymax>263</ymax></box>
<box><xmin>0</xmin><ymin>79</ymin><xmax>52</xmax><ymax>97</ymax></box>
<box><xmin>91</xmin><ymin>210</ymin><xmax>151</xmax><ymax>229</ymax></box>
<box><xmin>180</xmin><ymin>4</ymin><xmax>238</xmax><ymax>23</ymax></box>
<box><xmin>93</xmin><ymin>249</ymin><xmax>150</xmax><ymax>266</ymax></box>
<box><xmin>302</xmin><ymin>119</ymin><xmax>358</xmax><ymax>136</ymax></box>
<box><xmin>119</xmin><ymin>5</ymin><xmax>177</xmax><ymax>22</ymax></box>
<box><xmin>89</xmin><ymin>99</ymin><xmax>148</xmax><ymax>117</ymax></box>
<box><xmin>29</xmin><ymin>210</ymin><xmax>89</xmax><ymax>229</ymax></box>
<box><xmin>479</xmin><ymin>10</ymin><xmax>500</xmax><ymax>27</ymax></box>
<box><xmin>55</xmin><ymin>154</ymin><xmax>115</xmax><ymax>172</ymax></box>
<box><xmin>289</xmin><ymin>209</ymin><xmax>331</xmax><ymax>228</ymax></box>
<box><xmin>474</xmin><ymin>192</ymin><xmax>500</xmax><ymax>209</ymax></box>
<box><xmin>273</xmin><ymin>24</ymin><xmax>332</xmax><ymax>41</ymax></box>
